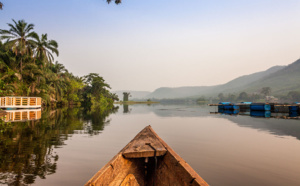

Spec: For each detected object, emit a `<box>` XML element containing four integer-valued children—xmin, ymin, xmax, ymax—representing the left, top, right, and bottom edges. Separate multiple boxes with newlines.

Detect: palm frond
<box><xmin>107</xmin><ymin>0</ymin><xmax>121</xmax><ymax>4</ymax></box>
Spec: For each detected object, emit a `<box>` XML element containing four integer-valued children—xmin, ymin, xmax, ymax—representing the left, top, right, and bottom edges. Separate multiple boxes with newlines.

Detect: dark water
<box><xmin>1</xmin><ymin>104</ymin><xmax>300</xmax><ymax>186</ymax></box>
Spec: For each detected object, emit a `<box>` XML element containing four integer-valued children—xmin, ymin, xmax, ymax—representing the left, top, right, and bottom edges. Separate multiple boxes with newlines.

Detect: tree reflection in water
<box><xmin>0</xmin><ymin>106</ymin><xmax>118</xmax><ymax>185</ymax></box>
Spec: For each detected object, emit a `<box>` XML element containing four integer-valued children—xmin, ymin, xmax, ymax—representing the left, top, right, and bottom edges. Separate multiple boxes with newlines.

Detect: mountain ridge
<box><xmin>115</xmin><ymin>59</ymin><xmax>300</xmax><ymax>99</ymax></box>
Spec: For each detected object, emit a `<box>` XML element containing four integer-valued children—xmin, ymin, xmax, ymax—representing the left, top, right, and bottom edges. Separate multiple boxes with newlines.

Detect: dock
<box><xmin>209</xmin><ymin>102</ymin><xmax>300</xmax><ymax>119</ymax></box>
<box><xmin>0</xmin><ymin>97</ymin><xmax>42</xmax><ymax>109</ymax></box>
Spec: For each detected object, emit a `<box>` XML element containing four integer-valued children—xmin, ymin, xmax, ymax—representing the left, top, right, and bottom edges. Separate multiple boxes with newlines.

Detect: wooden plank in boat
<box><xmin>123</xmin><ymin>126</ymin><xmax>167</xmax><ymax>158</ymax></box>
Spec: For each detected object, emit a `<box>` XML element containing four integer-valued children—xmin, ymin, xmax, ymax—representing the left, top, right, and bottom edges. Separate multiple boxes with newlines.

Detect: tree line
<box><xmin>0</xmin><ymin>19</ymin><xmax>118</xmax><ymax>108</ymax></box>
<box><xmin>217</xmin><ymin>87</ymin><xmax>300</xmax><ymax>103</ymax></box>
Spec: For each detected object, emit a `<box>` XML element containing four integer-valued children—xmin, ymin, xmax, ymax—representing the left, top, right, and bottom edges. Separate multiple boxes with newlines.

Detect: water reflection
<box><xmin>250</xmin><ymin>110</ymin><xmax>271</xmax><ymax>118</ymax></box>
<box><xmin>123</xmin><ymin>104</ymin><xmax>300</xmax><ymax>141</ymax></box>
<box><xmin>211</xmin><ymin>106</ymin><xmax>300</xmax><ymax>140</ymax></box>
<box><xmin>2</xmin><ymin>109</ymin><xmax>41</xmax><ymax>122</ymax></box>
<box><xmin>0</xmin><ymin>106</ymin><xmax>118</xmax><ymax>185</ymax></box>
<box><xmin>123</xmin><ymin>104</ymin><xmax>130</xmax><ymax>113</ymax></box>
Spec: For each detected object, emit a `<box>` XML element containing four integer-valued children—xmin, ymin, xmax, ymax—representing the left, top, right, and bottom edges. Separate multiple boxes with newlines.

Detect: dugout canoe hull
<box><xmin>85</xmin><ymin>125</ymin><xmax>208</xmax><ymax>186</ymax></box>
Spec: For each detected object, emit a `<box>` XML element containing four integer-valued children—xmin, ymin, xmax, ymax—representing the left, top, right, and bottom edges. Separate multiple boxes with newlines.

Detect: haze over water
<box><xmin>1</xmin><ymin>104</ymin><xmax>300</xmax><ymax>185</ymax></box>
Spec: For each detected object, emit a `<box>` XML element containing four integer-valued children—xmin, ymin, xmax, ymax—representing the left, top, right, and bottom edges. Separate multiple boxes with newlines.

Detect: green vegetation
<box><xmin>0</xmin><ymin>19</ymin><xmax>118</xmax><ymax>108</ymax></box>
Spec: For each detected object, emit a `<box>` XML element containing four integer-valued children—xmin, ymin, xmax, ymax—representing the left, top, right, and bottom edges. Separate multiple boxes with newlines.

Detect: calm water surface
<box><xmin>1</xmin><ymin>104</ymin><xmax>300</xmax><ymax>186</ymax></box>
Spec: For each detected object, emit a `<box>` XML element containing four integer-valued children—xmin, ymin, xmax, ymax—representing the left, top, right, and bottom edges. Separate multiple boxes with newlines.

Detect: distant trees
<box><xmin>286</xmin><ymin>91</ymin><xmax>300</xmax><ymax>101</ymax></box>
<box><xmin>196</xmin><ymin>97</ymin><xmax>206</xmax><ymax>102</ymax></box>
<box><xmin>238</xmin><ymin>92</ymin><xmax>248</xmax><ymax>100</ymax></box>
<box><xmin>261</xmin><ymin>87</ymin><xmax>271</xmax><ymax>97</ymax></box>
<box><xmin>217</xmin><ymin>92</ymin><xmax>262</xmax><ymax>102</ymax></box>
<box><xmin>218</xmin><ymin>93</ymin><xmax>225</xmax><ymax>101</ymax></box>
<box><xmin>123</xmin><ymin>92</ymin><xmax>131</xmax><ymax>102</ymax></box>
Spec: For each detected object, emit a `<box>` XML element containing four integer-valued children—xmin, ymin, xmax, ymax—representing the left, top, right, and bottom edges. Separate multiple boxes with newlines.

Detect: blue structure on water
<box><xmin>289</xmin><ymin>106</ymin><xmax>299</xmax><ymax>112</ymax></box>
<box><xmin>218</xmin><ymin>102</ymin><xmax>231</xmax><ymax>110</ymax></box>
<box><xmin>240</xmin><ymin>102</ymin><xmax>252</xmax><ymax>104</ymax></box>
<box><xmin>250</xmin><ymin>103</ymin><xmax>271</xmax><ymax>111</ymax></box>
<box><xmin>218</xmin><ymin>109</ymin><xmax>239</xmax><ymax>115</ymax></box>
<box><xmin>218</xmin><ymin>102</ymin><xmax>239</xmax><ymax>110</ymax></box>
<box><xmin>289</xmin><ymin>111</ymin><xmax>299</xmax><ymax>117</ymax></box>
<box><xmin>289</xmin><ymin>106</ymin><xmax>299</xmax><ymax>117</ymax></box>
<box><xmin>250</xmin><ymin>111</ymin><xmax>271</xmax><ymax>118</ymax></box>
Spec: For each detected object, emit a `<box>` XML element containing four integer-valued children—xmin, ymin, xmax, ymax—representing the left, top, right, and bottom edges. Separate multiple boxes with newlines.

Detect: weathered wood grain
<box><xmin>85</xmin><ymin>125</ymin><xmax>209</xmax><ymax>186</ymax></box>
<box><xmin>123</xmin><ymin>127</ymin><xmax>167</xmax><ymax>158</ymax></box>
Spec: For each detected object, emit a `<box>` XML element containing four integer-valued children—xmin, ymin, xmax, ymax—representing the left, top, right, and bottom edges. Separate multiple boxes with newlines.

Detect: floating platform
<box><xmin>0</xmin><ymin>97</ymin><xmax>41</xmax><ymax>109</ymax></box>
<box><xmin>250</xmin><ymin>103</ymin><xmax>271</xmax><ymax>111</ymax></box>
<box><xmin>217</xmin><ymin>102</ymin><xmax>239</xmax><ymax>110</ymax></box>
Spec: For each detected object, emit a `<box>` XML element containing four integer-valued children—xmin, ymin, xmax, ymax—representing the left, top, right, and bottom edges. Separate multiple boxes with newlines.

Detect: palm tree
<box><xmin>21</xmin><ymin>62</ymin><xmax>43</xmax><ymax>95</ymax></box>
<box><xmin>0</xmin><ymin>19</ymin><xmax>37</xmax><ymax>73</ymax></box>
<box><xmin>32</xmin><ymin>33</ymin><xmax>59</xmax><ymax>67</ymax></box>
<box><xmin>51</xmin><ymin>61</ymin><xmax>65</xmax><ymax>74</ymax></box>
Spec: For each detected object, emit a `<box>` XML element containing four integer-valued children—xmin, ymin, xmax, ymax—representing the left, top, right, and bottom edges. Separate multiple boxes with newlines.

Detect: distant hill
<box><xmin>210</xmin><ymin>65</ymin><xmax>285</xmax><ymax>96</ymax></box>
<box><xmin>244</xmin><ymin>59</ymin><xmax>300</xmax><ymax>95</ymax></box>
<box><xmin>112</xmin><ymin>90</ymin><xmax>151</xmax><ymax>100</ymax></box>
<box><xmin>146</xmin><ymin>65</ymin><xmax>285</xmax><ymax>99</ymax></box>
<box><xmin>117</xmin><ymin>58</ymin><xmax>300</xmax><ymax>99</ymax></box>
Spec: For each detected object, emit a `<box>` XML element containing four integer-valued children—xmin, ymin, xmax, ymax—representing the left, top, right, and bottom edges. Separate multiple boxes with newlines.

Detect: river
<box><xmin>0</xmin><ymin>104</ymin><xmax>300</xmax><ymax>185</ymax></box>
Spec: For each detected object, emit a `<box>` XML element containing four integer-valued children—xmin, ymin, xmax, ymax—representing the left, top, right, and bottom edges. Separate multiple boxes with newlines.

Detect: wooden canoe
<box><xmin>85</xmin><ymin>125</ymin><xmax>208</xmax><ymax>186</ymax></box>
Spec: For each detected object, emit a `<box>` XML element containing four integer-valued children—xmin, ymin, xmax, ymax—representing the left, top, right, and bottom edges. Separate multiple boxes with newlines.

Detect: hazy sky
<box><xmin>1</xmin><ymin>0</ymin><xmax>300</xmax><ymax>91</ymax></box>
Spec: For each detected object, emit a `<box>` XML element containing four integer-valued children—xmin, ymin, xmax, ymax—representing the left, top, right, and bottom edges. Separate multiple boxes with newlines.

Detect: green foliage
<box><xmin>0</xmin><ymin>20</ymin><xmax>117</xmax><ymax>108</ymax></box>
<box><xmin>82</xmin><ymin>73</ymin><xmax>116</xmax><ymax>109</ymax></box>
